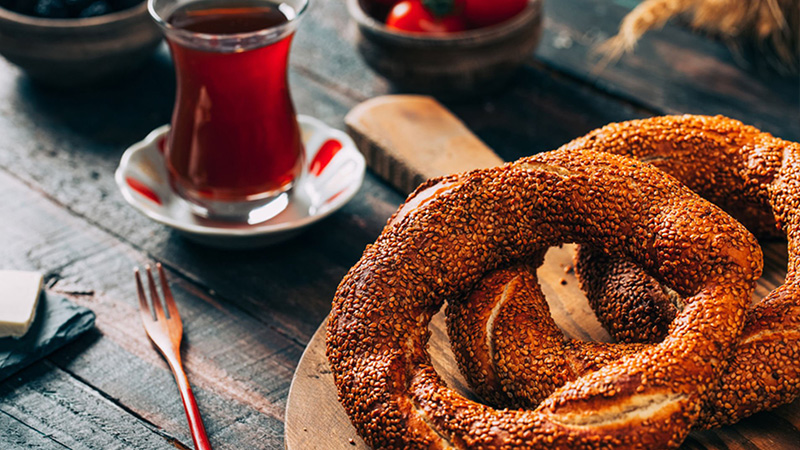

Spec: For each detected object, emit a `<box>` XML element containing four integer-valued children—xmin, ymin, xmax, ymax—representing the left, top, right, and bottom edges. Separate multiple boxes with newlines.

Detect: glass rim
<box><xmin>147</xmin><ymin>0</ymin><xmax>309</xmax><ymax>43</ymax></box>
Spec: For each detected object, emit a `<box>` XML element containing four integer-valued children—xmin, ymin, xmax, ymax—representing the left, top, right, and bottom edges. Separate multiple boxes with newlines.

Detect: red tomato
<box><xmin>462</xmin><ymin>0</ymin><xmax>527</xmax><ymax>28</ymax></box>
<box><xmin>386</xmin><ymin>0</ymin><xmax>466</xmax><ymax>34</ymax></box>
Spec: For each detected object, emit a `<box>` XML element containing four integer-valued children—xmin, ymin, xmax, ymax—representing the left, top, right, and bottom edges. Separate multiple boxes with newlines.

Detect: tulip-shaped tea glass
<box><xmin>149</xmin><ymin>0</ymin><xmax>308</xmax><ymax>221</ymax></box>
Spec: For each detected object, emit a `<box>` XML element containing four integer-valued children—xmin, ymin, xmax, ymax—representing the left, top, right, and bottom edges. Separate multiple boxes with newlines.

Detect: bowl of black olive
<box><xmin>0</xmin><ymin>0</ymin><xmax>161</xmax><ymax>87</ymax></box>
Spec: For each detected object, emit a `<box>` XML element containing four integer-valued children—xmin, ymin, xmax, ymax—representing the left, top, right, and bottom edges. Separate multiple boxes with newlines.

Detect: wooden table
<box><xmin>0</xmin><ymin>1</ymin><xmax>797</xmax><ymax>449</ymax></box>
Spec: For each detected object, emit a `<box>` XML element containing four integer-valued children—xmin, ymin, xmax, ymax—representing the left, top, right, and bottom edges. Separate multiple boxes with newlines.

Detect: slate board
<box><xmin>0</xmin><ymin>291</ymin><xmax>95</xmax><ymax>381</ymax></box>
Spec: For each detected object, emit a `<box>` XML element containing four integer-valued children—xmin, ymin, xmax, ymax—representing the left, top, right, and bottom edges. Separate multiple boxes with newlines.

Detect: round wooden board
<box><xmin>285</xmin><ymin>244</ymin><xmax>800</xmax><ymax>450</ymax></box>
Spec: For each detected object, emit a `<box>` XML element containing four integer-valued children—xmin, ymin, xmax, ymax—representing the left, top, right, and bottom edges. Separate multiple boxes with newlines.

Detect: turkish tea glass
<box><xmin>149</xmin><ymin>0</ymin><xmax>308</xmax><ymax>221</ymax></box>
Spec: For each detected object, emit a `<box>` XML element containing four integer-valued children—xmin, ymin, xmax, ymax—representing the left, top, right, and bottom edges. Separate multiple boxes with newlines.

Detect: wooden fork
<box><xmin>136</xmin><ymin>263</ymin><xmax>212</xmax><ymax>450</ymax></box>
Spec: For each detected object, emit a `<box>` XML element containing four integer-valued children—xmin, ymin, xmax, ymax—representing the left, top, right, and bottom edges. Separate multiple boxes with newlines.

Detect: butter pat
<box><xmin>0</xmin><ymin>271</ymin><xmax>43</xmax><ymax>338</ymax></box>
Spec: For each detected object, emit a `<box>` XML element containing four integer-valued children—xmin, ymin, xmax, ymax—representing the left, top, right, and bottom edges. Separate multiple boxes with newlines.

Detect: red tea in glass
<box><xmin>149</xmin><ymin>0</ymin><xmax>308</xmax><ymax>220</ymax></box>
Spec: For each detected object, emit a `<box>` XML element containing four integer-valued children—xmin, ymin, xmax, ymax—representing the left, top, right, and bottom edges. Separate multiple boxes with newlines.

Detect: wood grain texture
<box><xmin>0</xmin><ymin>52</ymin><xmax>402</xmax><ymax>342</ymax></box>
<box><xmin>289</xmin><ymin>0</ymin><xmax>798</xmax><ymax>142</ymax></box>
<box><xmin>536</xmin><ymin>0</ymin><xmax>800</xmax><ymax>142</ymax></box>
<box><xmin>0</xmin><ymin>169</ymin><xmax>300</xmax><ymax>449</ymax></box>
<box><xmin>0</xmin><ymin>361</ymin><xmax>182</xmax><ymax>450</ymax></box>
<box><xmin>0</xmin><ymin>39</ymin><xmax>645</xmax><ymax>343</ymax></box>
<box><xmin>0</xmin><ymin>409</ymin><xmax>72</xmax><ymax>450</ymax></box>
<box><xmin>286</xmin><ymin>244</ymin><xmax>800</xmax><ymax>450</ymax></box>
<box><xmin>346</xmin><ymin>96</ymin><xmax>504</xmax><ymax>194</ymax></box>
<box><xmin>0</xmin><ymin>0</ymin><xmax>796</xmax><ymax>448</ymax></box>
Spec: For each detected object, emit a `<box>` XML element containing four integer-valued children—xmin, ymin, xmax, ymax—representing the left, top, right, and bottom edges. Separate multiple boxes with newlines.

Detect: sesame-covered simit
<box><xmin>447</xmin><ymin>115</ymin><xmax>800</xmax><ymax>433</ymax></box>
<box><xmin>326</xmin><ymin>145</ymin><xmax>761</xmax><ymax>449</ymax></box>
<box><xmin>569</xmin><ymin>115</ymin><xmax>800</xmax><ymax>429</ymax></box>
<box><xmin>446</xmin><ymin>264</ymin><xmax>651</xmax><ymax>411</ymax></box>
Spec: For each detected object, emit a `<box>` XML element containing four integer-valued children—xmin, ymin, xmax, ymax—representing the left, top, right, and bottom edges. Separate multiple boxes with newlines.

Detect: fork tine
<box><xmin>157</xmin><ymin>263</ymin><xmax>180</xmax><ymax>321</ymax></box>
<box><xmin>135</xmin><ymin>267</ymin><xmax>208</xmax><ymax>449</ymax></box>
<box><xmin>145</xmin><ymin>265</ymin><xmax>167</xmax><ymax>321</ymax></box>
<box><xmin>135</xmin><ymin>268</ymin><xmax>155</xmax><ymax>322</ymax></box>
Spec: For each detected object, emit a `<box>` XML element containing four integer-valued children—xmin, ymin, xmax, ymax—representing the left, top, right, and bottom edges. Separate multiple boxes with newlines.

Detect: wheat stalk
<box><xmin>597</xmin><ymin>0</ymin><xmax>799</xmax><ymax>73</ymax></box>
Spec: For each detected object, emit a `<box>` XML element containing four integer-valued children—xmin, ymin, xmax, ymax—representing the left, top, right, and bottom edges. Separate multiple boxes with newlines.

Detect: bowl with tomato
<box><xmin>348</xmin><ymin>0</ymin><xmax>542</xmax><ymax>93</ymax></box>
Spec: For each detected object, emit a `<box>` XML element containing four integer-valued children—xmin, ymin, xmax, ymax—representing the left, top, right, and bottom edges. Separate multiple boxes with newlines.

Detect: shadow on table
<box><xmin>46</xmin><ymin>327</ymin><xmax>104</xmax><ymax>372</ymax></box>
<box><xmin>11</xmin><ymin>45</ymin><xmax>176</xmax><ymax>148</ymax></box>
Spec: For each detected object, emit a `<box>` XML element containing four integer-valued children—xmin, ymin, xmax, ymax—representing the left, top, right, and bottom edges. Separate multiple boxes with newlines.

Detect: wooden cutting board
<box><xmin>343</xmin><ymin>95</ymin><xmax>504</xmax><ymax>195</ymax></box>
<box><xmin>284</xmin><ymin>96</ymin><xmax>800</xmax><ymax>450</ymax></box>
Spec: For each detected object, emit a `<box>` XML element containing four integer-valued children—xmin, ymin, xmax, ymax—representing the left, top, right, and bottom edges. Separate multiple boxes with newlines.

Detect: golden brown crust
<box><xmin>575</xmin><ymin>250</ymin><xmax>679</xmax><ymax>343</ymax></box>
<box><xmin>452</xmin><ymin>115</ymin><xmax>800</xmax><ymax>431</ymax></box>
<box><xmin>446</xmin><ymin>264</ymin><xmax>647</xmax><ymax>409</ymax></box>
<box><xmin>572</xmin><ymin>115</ymin><xmax>800</xmax><ymax>428</ymax></box>
<box><xmin>326</xmin><ymin>147</ymin><xmax>761</xmax><ymax>449</ymax></box>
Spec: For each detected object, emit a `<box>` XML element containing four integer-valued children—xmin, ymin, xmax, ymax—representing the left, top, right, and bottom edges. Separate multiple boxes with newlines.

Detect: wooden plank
<box><xmin>345</xmin><ymin>96</ymin><xmax>504</xmax><ymax>194</ymax></box>
<box><xmin>536</xmin><ymin>0</ymin><xmax>800</xmax><ymax>141</ymax></box>
<box><xmin>0</xmin><ymin>0</ymin><xmax>669</xmax><ymax>349</ymax></box>
<box><xmin>0</xmin><ymin>361</ymin><xmax>181</xmax><ymax>450</ymax></box>
<box><xmin>0</xmin><ymin>167</ymin><xmax>299</xmax><ymax>449</ymax></box>
<box><xmin>344</xmin><ymin>94</ymin><xmax>646</xmax><ymax>195</ymax></box>
<box><xmin>286</xmin><ymin>243</ymin><xmax>800</xmax><ymax>450</ymax></box>
<box><xmin>290</xmin><ymin>0</ymin><xmax>651</xmax><ymax>159</ymax></box>
<box><xmin>290</xmin><ymin>0</ymin><xmax>799</xmax><ymax>142</ymax></box>
<box><xmin>0</xmin><ymin>54</ymin><xmax>399</xmax><ymax>342</ymax></box>
<box><xmin>0</xmin><ymin>1</ymin><xmax>793</xmax><ymax>448</ymax></box>
<box><xmin>0</xmin><ymin>409</ymin><xmax>71</xmax><ymax>450</ymax></box>
<box><xmin>48</xmin><ymin>257</ymin><xmax>300</xmax><ymax>449</ymax></box>
<box><xmin>0</xmin><ymin>18</ymin><xmax>649</xmax><ymax>343</ymax></box>
<box><xmin>442</xmin><ymin>65</ymin><xmax>649</xmax><ymax>162</ymax></box>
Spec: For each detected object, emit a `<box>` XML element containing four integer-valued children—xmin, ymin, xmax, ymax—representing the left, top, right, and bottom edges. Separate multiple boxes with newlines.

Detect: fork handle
<box><xmin>169</xmin><ymin>359</ymin><xmax>213</xmax><ymax>450</ymax></box>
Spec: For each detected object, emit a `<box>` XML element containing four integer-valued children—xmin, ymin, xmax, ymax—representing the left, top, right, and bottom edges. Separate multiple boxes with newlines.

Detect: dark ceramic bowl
<box><xmin>347</xmin><ymin>0</ymin><xmax>543</xmax><ymax>93</ymax></box>
<box><xmin>0</xmin><ymin>2</ymin><xmax>162</xmax><ymax>87</ymax></box>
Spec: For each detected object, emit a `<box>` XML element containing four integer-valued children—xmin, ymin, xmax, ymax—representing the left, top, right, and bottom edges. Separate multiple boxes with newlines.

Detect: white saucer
<box><xmin>115</xmin><ymin>115</ymin><xmax>366</xmax><ymax>249</ymax></box>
